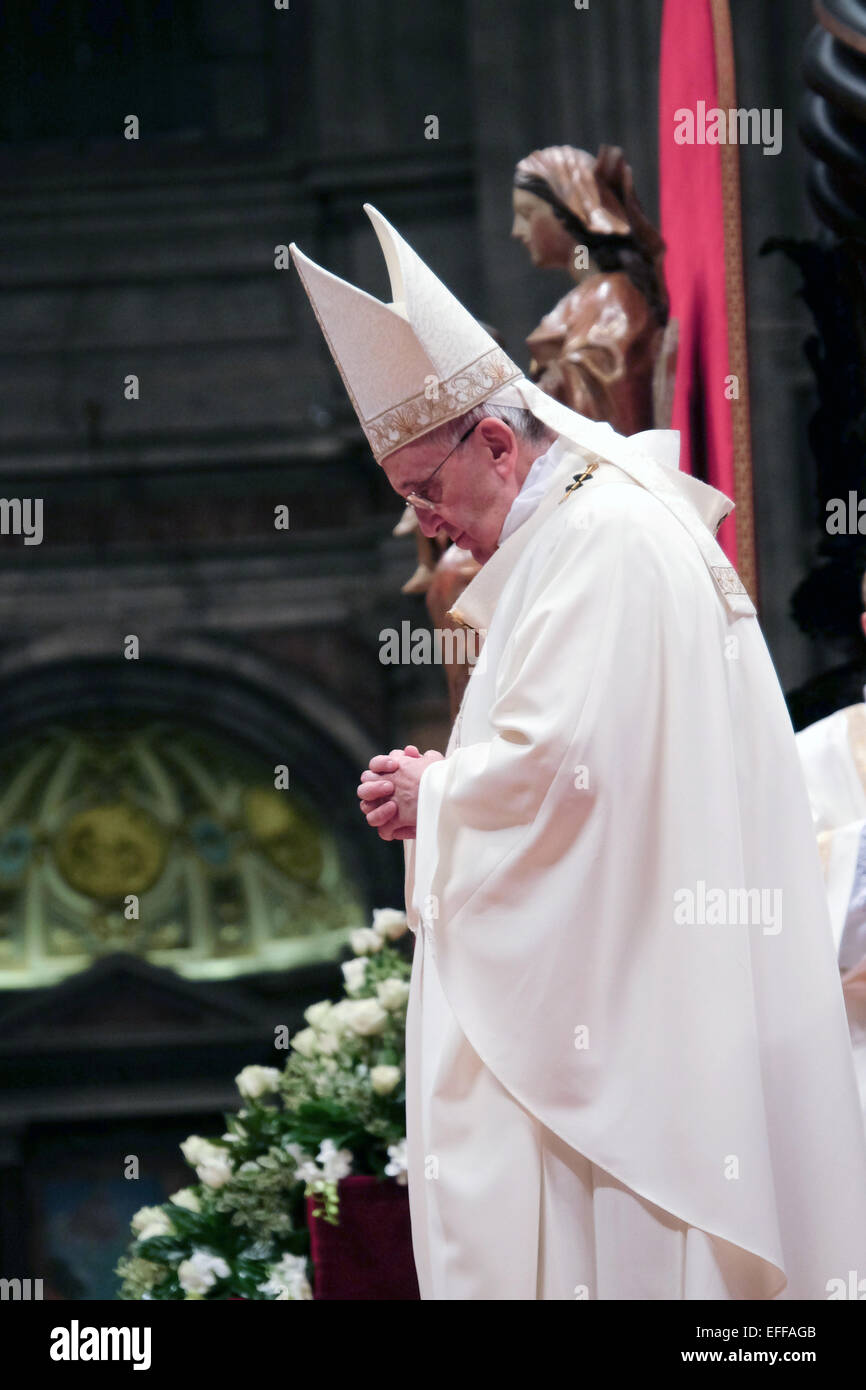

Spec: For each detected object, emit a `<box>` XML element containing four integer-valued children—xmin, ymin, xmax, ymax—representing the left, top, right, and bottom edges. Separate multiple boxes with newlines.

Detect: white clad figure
<box><xmin>797</xmin><ymin>693</ymin><xmax>866</xmax><ymax>837</ymax></box>
<box><xmin>796</xmin><ymin>689</ymin><xmax>866</xmax><ymax>968</ymax></box>
<box><xmin>796</xmin><ymin>590</ymin><xmax>866</xmax><ymax>1135</ymax></box>
<box><xmin>290</xmin><ymin>206</ymin><xmax>866</xmax><ymax>1300</ymax></box>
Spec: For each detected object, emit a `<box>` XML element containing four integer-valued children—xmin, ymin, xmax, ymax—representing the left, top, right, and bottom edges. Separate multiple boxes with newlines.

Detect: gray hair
<box><xmin>422</xmin><ymin>402</ymin><xmax>556</xmax><ymax>453</ymax></box>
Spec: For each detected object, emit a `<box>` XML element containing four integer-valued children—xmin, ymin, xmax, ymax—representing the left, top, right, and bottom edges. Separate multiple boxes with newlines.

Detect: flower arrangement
<box><xmin>116</xmin><ymin>908</ymin><xmax>412</xmax><ymax>1300</ymax></box>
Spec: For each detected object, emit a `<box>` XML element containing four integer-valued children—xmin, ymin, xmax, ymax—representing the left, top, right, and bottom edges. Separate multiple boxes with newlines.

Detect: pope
<box><xmin>290</xmin><ymin>205</ymin><xmax>866</xmax><ymax>1301</ymax></box>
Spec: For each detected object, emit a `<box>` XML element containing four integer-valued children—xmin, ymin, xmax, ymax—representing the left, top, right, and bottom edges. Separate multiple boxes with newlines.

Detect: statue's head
<box><xmin>511</xmin><ymin>184</ymin><xmax>580</xmax><ymax>270</ymax></box>
<box><xmin>512</xmin><ymin>145</ymin><xmax>668</xmax><ymax>316</ymax></box>
<box><xmin>513</xmin><ymin>145</ymin><xmax>636</xmax><ymax>277</ymax></box>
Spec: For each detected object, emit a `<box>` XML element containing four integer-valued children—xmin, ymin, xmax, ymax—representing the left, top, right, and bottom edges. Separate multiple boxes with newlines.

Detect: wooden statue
<box><xmin>393</xmin><ymin>506</ymin><xmax>477</xmax><ymax>720</ymax></box>
<box><xmin>512</xmin><ymin>144</ymin><xmax>676</xmax><ymax>435</ymax></box>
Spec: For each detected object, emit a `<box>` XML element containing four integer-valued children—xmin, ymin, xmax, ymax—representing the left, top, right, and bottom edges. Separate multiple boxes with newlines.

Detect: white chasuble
<box><xmin>402</xmin><ymin>445</ymin><xmax>866</xmax><ymax>1300</ymax></box>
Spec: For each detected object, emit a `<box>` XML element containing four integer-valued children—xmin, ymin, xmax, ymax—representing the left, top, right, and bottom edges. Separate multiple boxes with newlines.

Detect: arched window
<box><xmin>0</xmin><ymin>716</ymin><xmax>368</xmax><ymax>987</ymax></box>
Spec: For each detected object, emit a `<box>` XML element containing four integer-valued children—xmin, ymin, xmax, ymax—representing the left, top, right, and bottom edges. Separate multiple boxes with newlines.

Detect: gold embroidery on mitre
<box><xmin>366</xmin><ymin>347</ymin><xmax>522</xmax><ymax>462</ymax></box>
<box><xmin>845</xmin><ymin>704</ymin><xmax>866</xmax><ymax>799</ymax></box>
<box><xmin>711</xmin><ymin>565</ymin><xmax>748</xmax><ymax>596</ymax></box>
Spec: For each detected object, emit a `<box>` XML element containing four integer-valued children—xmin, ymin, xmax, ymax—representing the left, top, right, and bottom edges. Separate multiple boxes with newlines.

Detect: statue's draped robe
<box><xmin>796</xmin><ymin>704</ymin><xmax>866</xmax><ymax>1132</ymax></box>
<box><xmin>527</xmin><ymin>273</ymin><xmax>662</xmax><ymax>437</ymax></box>
<box><xmin>402</xmin><ymin>444</ymin><xmax>866</xmax><ymax>1300</ymax></box>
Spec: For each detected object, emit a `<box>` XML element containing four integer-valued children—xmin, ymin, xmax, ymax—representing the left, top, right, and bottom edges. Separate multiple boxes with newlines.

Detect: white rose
<box><xmin>182</xmin><ymin>1140</ymin><xmax>233</xmax><ymax>1189</ymax></box>
<box><xmin>198</xmin><ymin>1153</ymin><xmax>234</xmax><ymax>1189</ymax></box>
<box><xmin>182</xmin><ymin>1138</ymin><xmax>224</xmax><ymax>1163</ymax></box>
<box><xmin>169</xmin><ymin>1188</ymin><xmax>201</xmax><ymax>1213</ymax></box>
<box><xmin>179</xmin><ymin>1135</ymin><xmax>212</xmax><ymax>1166</ymax></box>
<box><xmin>341</xmin><ymin>958</ymin><xmax>368</xmax><ymax>995</ymax></box>
<box><xmin>372</xmin><ymin>908</ymin><xmax>408</xmax><ymax>940</ymax></box>
<box><xmin>370</xmin><ymin>1064</ymin><xmax>402</xmax><ymax>1095</ymax></box>
<box><xmin>304</xmin><ymin>1000</ymin><xmax>334</xmax><ymax>1029</ymax></box>
<box><xmin>350</xmin><ymin>926</ymin><xmax>385</xmax><ymax>955</ymax></box>
<box><xmin>178</xmin><ymin>1250</ymin><xmax>231</xmax><ymax>1294</ymax></box>
<box><xmin>131</xmin><ymin>1206</ymin><xmax>175</xmax><ymax>1241</ymax></box>
<box><xmin>315</xmin><ymin>1029</ymin><xmax>341</xmax><ymax>1055</ymax></box>
<box><xmin>290</xmin><ymin>1027</ymin><xmax>318</xmax><ymax>1057</ymax></box>
<box><xmin>376</xmin><ymin>977</ymin><xmax>410</xmax><ymax>1011</ymax></box>
<box><xmin>235</xmin><ymin>1065</ymin><xmax>282</xmax><ymax>1100</ymax></box>
<box><xmin>325</xmin><ymin>999</ymin><xmax>360</xmax><ymax>1034</ymax></box>
<box><xmin>343</xmin><ymin>998</ymin><xmax>388</xmax><ymax>1036</ymax></box>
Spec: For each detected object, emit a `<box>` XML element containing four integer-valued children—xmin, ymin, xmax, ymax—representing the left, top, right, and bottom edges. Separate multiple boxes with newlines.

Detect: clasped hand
<box><xmin>356</xmin><ymin>745</ymin><xmax>444</xmax><ymax>840</ymax></box>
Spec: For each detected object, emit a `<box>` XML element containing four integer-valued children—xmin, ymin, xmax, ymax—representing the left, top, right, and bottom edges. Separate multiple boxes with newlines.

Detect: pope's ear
<box><xmin>861</xmin><ymin>612</ymin><xmax>866</xmax><ymax>642</ymax></box>
<box><xmin>477</xmin><ymin>416</ymin><xmax>511</xmax><ymax>452</ymax></box>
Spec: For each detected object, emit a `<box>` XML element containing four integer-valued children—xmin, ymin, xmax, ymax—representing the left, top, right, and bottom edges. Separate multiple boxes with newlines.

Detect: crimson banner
<box><xmin>659</xmin><ymin>0</ymin><xmax>757</xmax><ymax>600</ymax></box>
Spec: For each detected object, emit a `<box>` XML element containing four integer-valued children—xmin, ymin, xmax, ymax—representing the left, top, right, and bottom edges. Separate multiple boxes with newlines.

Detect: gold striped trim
<box><xmin>366</xmin><ymin>348</ymin><xmax>522</xmax><ymax>462</ymax></box>
<box><xmin>711</xmin><ymin>0</ymin><xmax>759</xmax><ymax>609</ymax></box>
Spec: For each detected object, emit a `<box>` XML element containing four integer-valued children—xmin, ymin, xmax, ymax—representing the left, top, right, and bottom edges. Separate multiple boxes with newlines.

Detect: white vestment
<box><xmin>796</xmin><ymin>702</ymin><xmax>866</xmax><ymax>1132</ymax></box>
<box><xmin>402</xmin><ymin>441</ymin><xmax>866</xmax><ymax>1300</ymax></box>
<box><xmin>796</xmin><ymin>699</ymin><xmax>866</xmax><ymax>838</ymax></box>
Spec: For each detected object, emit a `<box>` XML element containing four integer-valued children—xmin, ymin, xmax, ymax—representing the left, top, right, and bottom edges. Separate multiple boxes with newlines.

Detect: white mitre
<box><xmin>290</xmin><ymin>205</ymin><xmax>755</xmax><ymax>617</ymax></box>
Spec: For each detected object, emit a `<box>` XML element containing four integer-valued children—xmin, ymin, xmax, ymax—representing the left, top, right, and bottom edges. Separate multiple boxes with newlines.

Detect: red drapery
<box><xmin>659</xmin><ymin>0</ymin><xmax>757</xmax><ymax>601</ymax></box>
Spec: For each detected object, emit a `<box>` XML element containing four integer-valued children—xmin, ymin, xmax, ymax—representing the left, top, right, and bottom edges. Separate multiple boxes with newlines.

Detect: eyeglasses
<box><xmin>405</xmin><ymin>422</ymin><xmax>480</xmax><ymax>512</ymax></box>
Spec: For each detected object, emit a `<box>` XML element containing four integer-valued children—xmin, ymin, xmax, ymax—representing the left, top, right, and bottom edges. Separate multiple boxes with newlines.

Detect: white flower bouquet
<box><xmin>116</xmin><ymin>909</ymin><xmax>411</xmax><ymax>1300</ymax></box>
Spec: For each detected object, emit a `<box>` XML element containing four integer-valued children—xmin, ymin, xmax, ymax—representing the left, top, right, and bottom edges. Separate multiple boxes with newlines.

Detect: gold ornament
<box><xmin>242</xmin><ymin>788</ymin><xmax>323</xmax><ymax>885</ymax></box>
<box><xmin>54</xmin><ymin>803</ymin><xmax>167</xmax><ymax>900</ymax></box>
